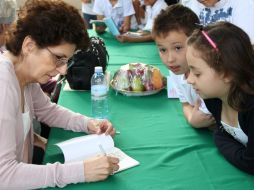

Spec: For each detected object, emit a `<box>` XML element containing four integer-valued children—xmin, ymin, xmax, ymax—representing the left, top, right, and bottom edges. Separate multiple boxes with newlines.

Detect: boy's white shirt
<box><xmin>81</xmin><ymin>0</ymin><xmax>95</xmax><ymax>15</ymax></box>
<box><xmin>93</xmin><ymin>0</ymin><xmax>136</xmax><ymax>29</ymax></box>
<box><xmin>169</xmin><ymin>70</ymin><xmax>211</xmax><ymax>115</ymax></box>
<box><xmin>183</xmin><ymin>0</ymin><xmax>254</xmax><ymax>44</ymax></box>
<box><xmin>142</xmin><ymin>0</ymin><xmax>168</xmax><ymax>31</ymax></box>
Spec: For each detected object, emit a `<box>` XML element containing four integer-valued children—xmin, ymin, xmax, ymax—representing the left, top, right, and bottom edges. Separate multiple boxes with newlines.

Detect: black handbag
<box><xmin>66</xmin><ymin>37</ymin><xmax>109</xmax><ymax>90</ymax></box>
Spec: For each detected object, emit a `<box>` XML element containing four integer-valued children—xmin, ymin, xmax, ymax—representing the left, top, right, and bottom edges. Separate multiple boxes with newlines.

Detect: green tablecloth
<box><xmin>43</xmin><ymin>31</ymin><xmax>254</xmax><ymax>190</ymax></box>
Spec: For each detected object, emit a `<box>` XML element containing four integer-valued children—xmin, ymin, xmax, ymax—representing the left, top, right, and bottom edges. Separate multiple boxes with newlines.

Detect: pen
<box><xmin>56</xmin><ymin>76</ymin><xmax>66</xmax><ymax>85</ymax></box>
<box><xmin>99</xmin><ymin>144</ymin><xmax>115</xmax><ymax>175</ymax></box>
<box><xmin>99</xmin><ymin>144</ymin><xmax>107</xmax><ymax>156</ymax></box>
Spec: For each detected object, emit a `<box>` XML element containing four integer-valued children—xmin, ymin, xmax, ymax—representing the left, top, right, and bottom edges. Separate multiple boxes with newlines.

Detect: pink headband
<box><xmin>201</xmin><ymin>30</ymin><xmax>219</xmax><ymax>52</ymax></box>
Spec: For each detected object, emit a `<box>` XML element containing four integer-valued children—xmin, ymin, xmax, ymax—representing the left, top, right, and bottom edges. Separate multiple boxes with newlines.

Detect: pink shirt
<box><xmin>0</xmin><ymin>54</ymin><xmax>90</xmax><ymax>189</ymax></box>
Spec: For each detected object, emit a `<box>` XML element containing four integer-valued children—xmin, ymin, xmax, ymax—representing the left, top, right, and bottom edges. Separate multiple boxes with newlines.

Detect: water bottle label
<box><xmin>91</xmin><ymin>85</ymin><xmax>108</xmax><ymax>97</ymax></box>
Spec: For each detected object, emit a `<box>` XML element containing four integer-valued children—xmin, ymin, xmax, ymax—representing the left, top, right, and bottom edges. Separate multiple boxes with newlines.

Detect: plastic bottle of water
<box><xmin>91</xmin><ymin>66</ymin><xmax>109</xmax><ymax>119</ymax></box>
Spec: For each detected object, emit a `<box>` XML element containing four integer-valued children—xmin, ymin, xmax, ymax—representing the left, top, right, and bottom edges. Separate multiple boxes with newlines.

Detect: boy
<box><xmin>182</xmin><ymin>0</ymin><xmax>254</xmax><ymax>46</ymax></box>
<box><xmin>81</xmin><ymin>0</ymin><xmax>96</xmax><ymax>29</ymax></box>
<box><xmin>116</xmin><ymin>0</ymin><xmax>167</xmax><ymax>43</ymax></box>
<box><xmin>152</xmin><ymin>4</ymin><xmax>214</xmax><ymax>128</ymax></box>
<box><xmin>93</xmin><ymin>0</ymin><xmax>136</xmax><ymax>34</ymax></box>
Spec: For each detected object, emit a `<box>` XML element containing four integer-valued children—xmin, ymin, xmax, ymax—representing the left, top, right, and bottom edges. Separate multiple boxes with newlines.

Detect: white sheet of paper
<box><xmin>167</xmin><ymin>76</ymin><xmax>178</xmax><ymax>98</ymax></box>
<box><xmin>56</xmin><ymin>134</ymin><xmax>139</xmax><ymax>173</ymax></box>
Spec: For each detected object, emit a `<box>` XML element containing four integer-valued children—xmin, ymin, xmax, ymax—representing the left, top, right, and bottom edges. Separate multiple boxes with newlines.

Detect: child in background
<box><xmin>93</xmin><ymin>0</ymin><xmax>136</xmax><ymax>34</ymax></box>
<box><xmin>182</xmin><ymin>0</ymin><xmax>254</xmax><ymax>45</ymax></box>
<box><xmin>81</xmin><ymin>0</ymin><xmax>96</xmax><ymax>29</ymax></box>
<box><xmin>186</xmin><ymin>21</ymin><xmax>254</xmax><ymax>174</ymax></box>
<box><xmin>152</xmin><ymin>4</ymin><xmax>214</xmax><ymax>128</ymax></box>
<box><xmin>116</xmin><ymin>0</ymin><xmax>167</xmax><ymax>43</ymax></box>
<box><xmin>0</xmin><ymin>0</ymin><xmax>16</xmax><ymax>50</ymax></box>
<box><xmin>132</xmin><ymin>0</ymin><xmax>146</xmax><ymax>29</ymax></box>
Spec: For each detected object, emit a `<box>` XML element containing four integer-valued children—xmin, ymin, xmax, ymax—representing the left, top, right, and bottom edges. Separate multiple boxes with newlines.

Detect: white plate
<box><xmin>110</xmin><ymin>80</ymin><xmax>165</xmax><ymax>96</ymax></box>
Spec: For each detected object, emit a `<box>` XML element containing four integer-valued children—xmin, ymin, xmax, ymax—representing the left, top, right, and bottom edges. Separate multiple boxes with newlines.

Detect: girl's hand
<box><xmin>84</xmin><ymin>155</ymin><xmax>120</xmax><ymax>182</ymax></box>
<box><xmin>189</xmin><ymin>99</ymin><xmax>215</xmax><ymax>128</ymax></box>
<box><xmin>87</xmin><ymin>119</ymin><xmax>116</xmax><ymax>136</ymax></box>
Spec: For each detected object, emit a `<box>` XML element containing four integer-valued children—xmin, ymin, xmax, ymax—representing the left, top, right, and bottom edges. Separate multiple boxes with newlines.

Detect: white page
<box><xmin>107</xmin><ymin>147</ymin><xmax>140</xmax><ymax>173</ymax></box>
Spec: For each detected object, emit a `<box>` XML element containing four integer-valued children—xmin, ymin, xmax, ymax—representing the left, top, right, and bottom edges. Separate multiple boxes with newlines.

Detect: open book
<box><xmin>56</xmin><ymin>134</ymin><xmax>139</xmax><ymax>173</ymax></box>
<box><xmin>90</xmin><ymin>18</ymin><xmax>120</xmax><ymax>36</ymax></box>
<box><xmin>90</xmin><ymin>18</ymin><xmax>144</xmax><ymax>38</ymax></box>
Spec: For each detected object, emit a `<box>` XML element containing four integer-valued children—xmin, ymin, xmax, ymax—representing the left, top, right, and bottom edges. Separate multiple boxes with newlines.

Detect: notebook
<box><xmin>90</xmin><ymin>18</ymin><xmax>144</xmax><ymax>37</ymax></box>
<box><xmin>56</xmin><ymin>134</ymin><xmax>140</xmax><ymax>173</ymax></box>
<box><xmin>90</xmin><ymin>18</ymin><xmax>120</xmax><ymax>36</ymax></box>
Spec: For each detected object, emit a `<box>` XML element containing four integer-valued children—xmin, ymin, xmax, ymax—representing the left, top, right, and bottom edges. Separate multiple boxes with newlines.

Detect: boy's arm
<box><xmin>116</xmin><ymin>32</ymin><xmax>153</xmax><ymax>43</ymax></box>
<box><xmin>120</xmin><ymin>16</ymin><xmax>131</xmax><ymax>33</ymax></box>
<box><xmin>182</xmin><ymin>101</ymin><xmax>215</xmax><ymax>128</ymax></box>
<box><xmin>81</xmin><ymin>0</ymin><xmax>92</xmax><ymax>3</ymax></box>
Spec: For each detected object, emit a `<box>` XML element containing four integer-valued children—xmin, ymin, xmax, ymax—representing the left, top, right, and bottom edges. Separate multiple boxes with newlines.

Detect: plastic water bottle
<box><xmin>91</xmin><ymin>66</ymin><xmax>109</xmax><ymax>119</ymax></box>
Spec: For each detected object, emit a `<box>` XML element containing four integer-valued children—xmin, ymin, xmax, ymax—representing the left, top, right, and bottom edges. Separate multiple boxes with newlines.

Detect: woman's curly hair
<box><xmin>6</xmin><ymin>0</ymin><xmax>89</xmax><ymax>55</ymax></box>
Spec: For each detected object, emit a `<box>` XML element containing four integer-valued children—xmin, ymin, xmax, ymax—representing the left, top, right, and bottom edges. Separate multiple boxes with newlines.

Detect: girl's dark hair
<box><xmin>152</xmin><ymin>4</ymin><xmax>200</xmax><ymax>38</ymax></box>
<box><xmin>188</xmin><ymin>21</ymin><xmax>254</xmax><ymax>111</ymax></box>
<box><xmin>5</xmin><ymin>0</ymin><xmax>89</xmax><ymax>55</ymax></box>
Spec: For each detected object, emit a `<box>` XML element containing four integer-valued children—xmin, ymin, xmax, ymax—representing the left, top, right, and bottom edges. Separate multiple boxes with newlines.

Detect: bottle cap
<box><xmin>94</xmin><ymin>66</ymin><xmax>103</xmax><ymax>73</ymax></box>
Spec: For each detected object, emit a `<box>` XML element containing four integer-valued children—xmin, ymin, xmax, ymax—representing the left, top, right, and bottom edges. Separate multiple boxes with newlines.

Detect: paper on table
<box><xmin>63</xmin><ymin>81</ymin><xmax>87</xmax><ymax>91</ymax></box>
<box><xmin>56</xmin><ymin>134</ymin><xmax>139</xmax><ymax>173</ymax></box>
<box><xmin>63</xmin><ymin>71</ymin><xmax>110</xmax><ymax>91</ymax></box>
<box><xmin>123</xmin><ymin>31</ymin><xmax>144</xmax><ymax>38</ymax></box>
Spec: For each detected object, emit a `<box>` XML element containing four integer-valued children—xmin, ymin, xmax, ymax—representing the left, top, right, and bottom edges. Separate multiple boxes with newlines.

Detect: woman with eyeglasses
<box><xmin>0</xmin><ymin>0</ymin><xmax>119</xmax><ymax>189</ymax></box>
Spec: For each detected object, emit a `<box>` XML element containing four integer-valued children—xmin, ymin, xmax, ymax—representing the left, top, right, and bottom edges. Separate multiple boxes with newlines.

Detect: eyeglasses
<box><xmin>46</xmin><ymin>48</ymin><xmax>69</xmax><ymax>67</ymax></box>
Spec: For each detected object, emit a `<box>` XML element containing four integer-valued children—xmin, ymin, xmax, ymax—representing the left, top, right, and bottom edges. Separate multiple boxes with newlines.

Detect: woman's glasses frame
<box><xmin>46</xmin><ymin>48</ymin><xmax>69</xmax><ymax>67</ymax></box>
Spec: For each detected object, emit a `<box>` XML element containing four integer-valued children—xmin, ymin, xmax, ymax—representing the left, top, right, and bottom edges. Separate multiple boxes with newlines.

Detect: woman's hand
<box><xmin>87</xmin><ymin>119</ymin><xmax>116</xmax><ymax>136</ymax></box>
<box><xmin>84</xmin><ymin>155</ymin><xmax>120</xmax><ymax>182</ymax></box>
<box><xmin>33</xmin><ymin>133</ymin><xmax>48</xmax><ymax>151</ymax></box>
